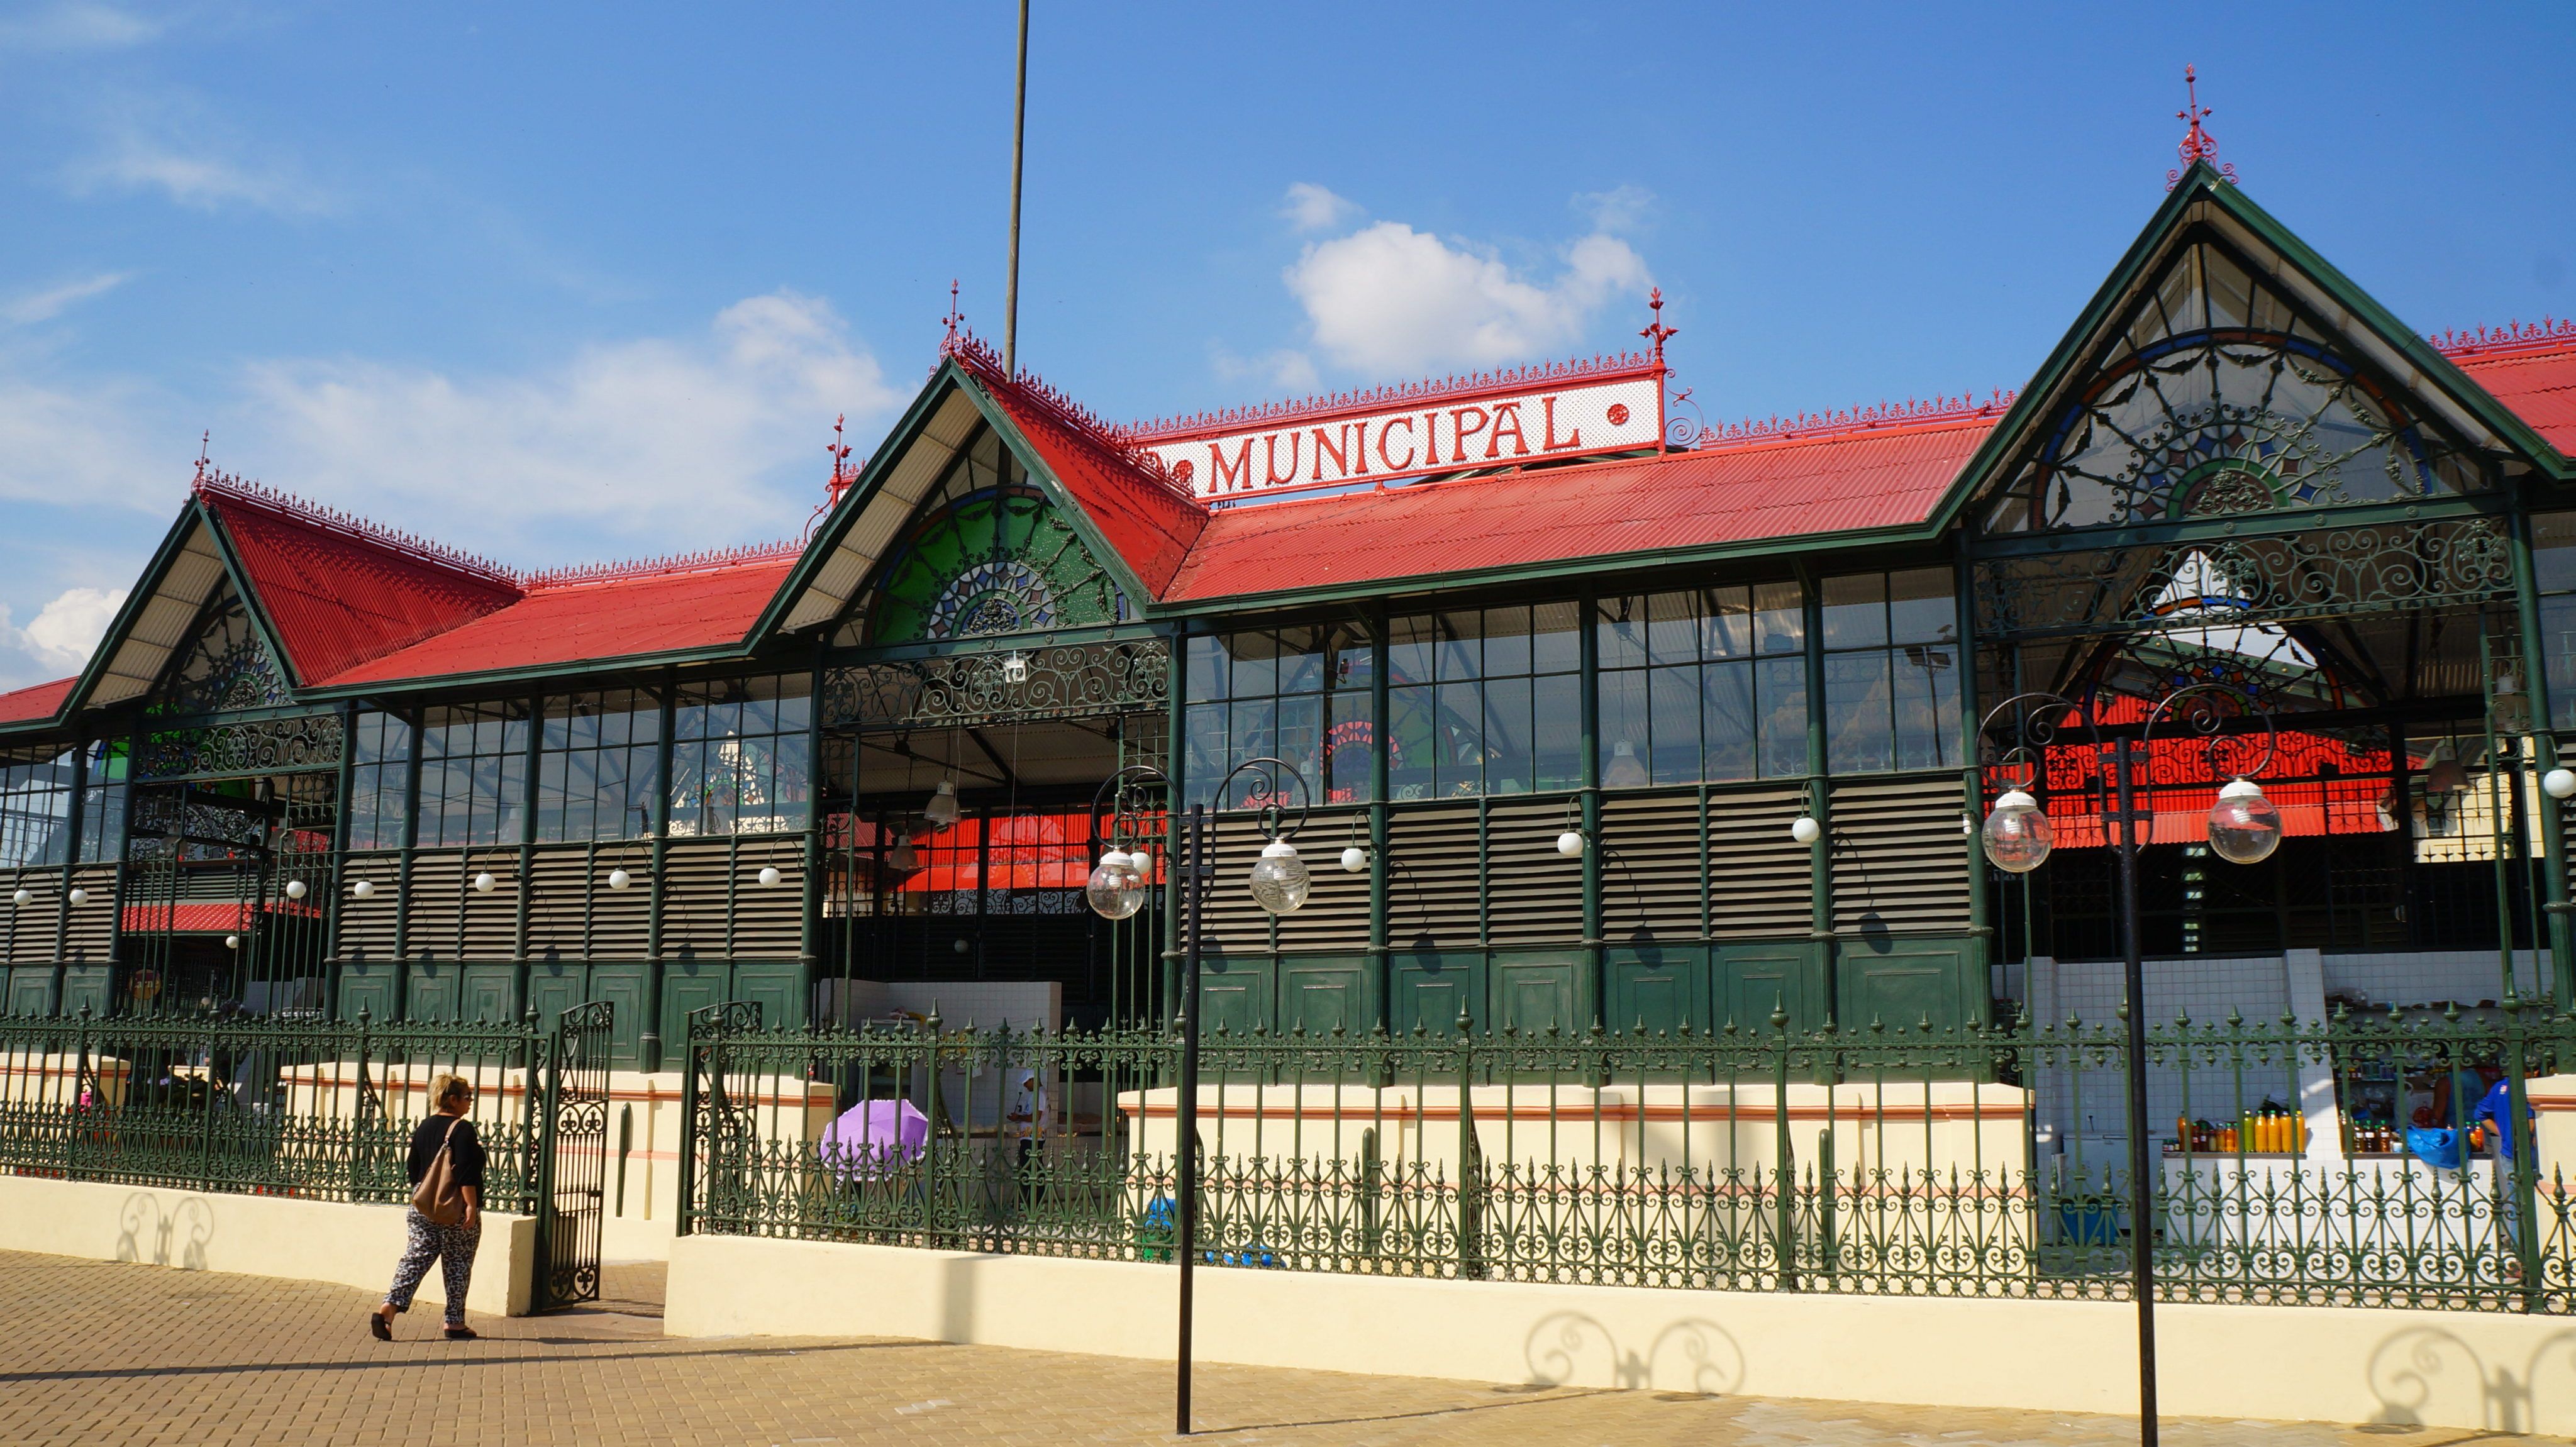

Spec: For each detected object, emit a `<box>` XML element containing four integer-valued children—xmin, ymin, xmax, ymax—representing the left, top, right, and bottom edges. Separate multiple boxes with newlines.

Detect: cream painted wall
<box><xmin>667</xmin><ymin>1233</ymin><xmax>2576</xmax><ymax>1433</ymax></box>
<box><xmin>0</xmin><ymin>1175</ymin><xmax>535</xmax><ymax>1316</ymax></box>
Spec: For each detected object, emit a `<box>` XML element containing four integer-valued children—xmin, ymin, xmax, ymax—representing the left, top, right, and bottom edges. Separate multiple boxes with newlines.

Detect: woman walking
<box><xmin>370</xmin><ymin>1073</ymin><xmax>484</xmax><ymax>1341</ymax></box>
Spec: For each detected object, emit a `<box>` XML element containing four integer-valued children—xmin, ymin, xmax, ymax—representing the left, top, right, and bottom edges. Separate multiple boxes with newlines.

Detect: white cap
<box><xmin>1995</xmin><ymin>789</ymin><xmax>2038</xmax><ymax>811</ymax></box>
<box><xmin>2218</xmin><ymin>777</ymin><xmax>2265</xmax><ymax>800</ymax></box>
<box><xmin>1260</xmin><ymin>838</ymin><xmax>1298</xmax><ymax>859</ymax></box>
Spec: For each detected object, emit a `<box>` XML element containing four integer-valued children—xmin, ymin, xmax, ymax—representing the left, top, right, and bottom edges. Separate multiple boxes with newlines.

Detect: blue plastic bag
<box><xmin>2406</xmin><ymin>1126</ymin><xmax>2463</xmax><ymax>1170</ymax></box>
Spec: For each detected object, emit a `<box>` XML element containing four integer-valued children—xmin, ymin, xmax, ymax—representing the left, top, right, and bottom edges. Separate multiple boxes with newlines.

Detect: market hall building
<box><xmin>4</xmin><ymin>164</ymin><xmax>2575</xmax><ymax>1077</ymax></box>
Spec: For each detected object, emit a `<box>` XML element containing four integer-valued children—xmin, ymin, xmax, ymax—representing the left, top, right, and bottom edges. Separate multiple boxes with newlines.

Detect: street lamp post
<box><xmin>1979</xmin><ymin>686</ymin><xmax>2279</xmax><ymax>1447</ymax></box>
<box><xmin>1085</xmin><ymin>757</ymin><xmax>1311</xmax><ymax>1438</ymax></box>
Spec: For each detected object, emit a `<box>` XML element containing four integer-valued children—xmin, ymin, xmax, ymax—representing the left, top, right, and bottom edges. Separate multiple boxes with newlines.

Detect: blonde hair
<box><xmin>430</xmin><ymin>1073</ymin><xmax>474</xmax><ymax>1109</ymax></box>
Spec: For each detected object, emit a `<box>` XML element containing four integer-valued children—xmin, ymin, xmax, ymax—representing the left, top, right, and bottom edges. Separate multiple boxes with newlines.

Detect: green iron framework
<box><xmin>679</xmin><ymin>1003</ymin><xmax>2575</xmax><ymax>1314</ymax></box>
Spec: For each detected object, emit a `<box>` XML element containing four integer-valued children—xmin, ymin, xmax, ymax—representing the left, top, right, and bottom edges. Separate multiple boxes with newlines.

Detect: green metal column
<box><xmin>1579</xmin><ymin>589</ymin><xmax>1602</xmax><ymax>1029</ymax></box>
<box><xmin>514</xmin><ymin>690</ymin><xmax>541</xmax><ymax>1019</ymax></box>
<box><xmin>392</xmin><ymin>706</ymin><xmax>423</xmax><ymax>1021</ymax></box>
<box><xmin>325</xmin><ymin>699</ymin><xmax>358</xmax><ymax>1021</ymax></box>
<box><xmin>51</xmin><ymin>735</ymin><xmax>89</xmax><ymax>1009</ymax></box>
<box><xmin>1162</xmin><ymin>631</ymin><xmax>1187</xmax><ymax>1026</ymax></box>
<box><xmin>1368</xmin><ymin>605</ymin><xmax>1391</xmax><ymax>1029</ymax></box>
<box><xmin>2510</xmin><ymin>504</ymin><xmax>2573</xmax><ymax>1005</ymax></box>
<box><xmin>642</xmin><ymin>672</ymin><xmax>677</xmax><ymax>1069</ymax></box>
<box><xmin>1798</xmin><ymin>565</ymin><xmax>1834</xmax><ymax>1026</ymax></box>
<box><xmin>799</xmin><ymin>645</ymin><xmax>826</xmax><ymax>1023</ymax></box>
<box><xmin>1955</xmin><ymin>547</ymin><xmax>1991</xmax><ymax>1021</ymax></box>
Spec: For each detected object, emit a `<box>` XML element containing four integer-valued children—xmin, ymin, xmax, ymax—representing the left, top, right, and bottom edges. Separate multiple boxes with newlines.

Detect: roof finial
<box><xmin>2167</xmin><ymin>64</ymin><xmax>2239</xmax><ymax>191</ymax></box>
<box><xmin>827</xmin><ymin>413</ymin><xmax>855</xmax><ymax>501</ymax></box>
<box><xmin>942</xmin><ymin>279</ymin><xmax>964</xmax><ymax>353</ymax></box>
<box><xmin>193</xmin><ymin>431</ymin><xmax>211</xmax><ymax>486</ymax></box>
<box><xmin>1639</xmin><ymin>288</ymin><xmax>1677</xmax><ymax>365</ymax></box>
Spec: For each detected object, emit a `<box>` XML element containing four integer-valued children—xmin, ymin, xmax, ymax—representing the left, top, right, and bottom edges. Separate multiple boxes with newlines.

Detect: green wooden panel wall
<box><xmin>335</xmin><ymin>962</ymin><xmax>397</xmax><ymax>1022</ymax></box>
<box><xmin>1716</xmin><ymin>940</ymin><xmax>1824</xmax><ymax>1033</ymax></box>
<box><xmin>1277</xmin><ymin>956</ymin><xmax>1368</xmax><ymax>1035</ymax></box>
<box><xmin>1605</xmin><ymin>944</ymin><xmax>1707</xmax><ymax>1034</ymax></box>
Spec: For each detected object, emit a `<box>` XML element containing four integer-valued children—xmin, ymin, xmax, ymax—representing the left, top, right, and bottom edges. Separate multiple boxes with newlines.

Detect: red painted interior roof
<box><xmin>318</xmin><ymin>557</ymin><xmax>796</xmax><ymax>687</ymax></box>
<box><xmin>0</xmin><ymin>677</ymin><xmax>73</xmax><ymax>726</ymax></box>
<box><xmin>969</xmin><ymin>367</ymin><xmax>1207</xmax><ymax>596</ymax></box>
<box><xmin>202</xmin><ymin>485</ymin><xmax>523</xmax><ymax>684</ymax></box>
<box><xmin>2451</xmin><ymin>340</ymin><xmax>2576</xmax><ymax>456</ymax></box>
<box><xmin>1162</xmin><ymin>414</ymin><xmax>1999</xmax><ymax>602</ymax></box>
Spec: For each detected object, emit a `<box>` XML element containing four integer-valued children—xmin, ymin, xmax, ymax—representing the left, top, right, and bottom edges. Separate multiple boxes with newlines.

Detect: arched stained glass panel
<box><xmin>1982</xmin><ymin>237</ymin><xmax>2482</xmax><ymax>533</ymax></box>
<box><xmin>858</xmin><ymin>423</ymin><xmax>1129</xmax><ymax>646</ymax></box>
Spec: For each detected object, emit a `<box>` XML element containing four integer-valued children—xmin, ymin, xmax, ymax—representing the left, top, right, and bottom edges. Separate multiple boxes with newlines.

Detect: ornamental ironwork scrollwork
<box><xmin>823</xmin><ymin>638</ymin><xmax>1170</xmax><ymax>730</ymax></box>
<box><xmin>136</xmin><ymin>712</ymin><xmax>345</xmax><ymax>780</ymax></box>
<box><xmin>1974</xmin><ymin>517</ymin><xmax>2512</xmax><ymax>641</ymax></box>
<box><xmin>152</xmin><ymin>589</ymin><xmax>297</xmax><ymax>716</ymax></box>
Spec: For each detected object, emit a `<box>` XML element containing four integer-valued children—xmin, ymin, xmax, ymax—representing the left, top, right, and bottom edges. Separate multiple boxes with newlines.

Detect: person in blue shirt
<box><xmin>2469</xmin><ymin>1077</ymin><xmax>2534</xmax><ymax>1161</ymax></box>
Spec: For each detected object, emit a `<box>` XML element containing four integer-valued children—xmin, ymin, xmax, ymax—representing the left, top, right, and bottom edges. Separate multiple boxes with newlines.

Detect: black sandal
<box><xmin>443</xmin><ymin>1326</ymin><xmax>477</xmax><ymax>1341</ymax></box>
<box><xmin>369</xmin><ymin>1313</ymin><xmax>392</xmax><ymax>1341</ymax></box>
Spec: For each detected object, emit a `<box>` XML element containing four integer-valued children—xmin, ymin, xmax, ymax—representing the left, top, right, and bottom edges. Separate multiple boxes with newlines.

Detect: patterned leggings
<box><xmin>384</xmin><ymin>1209</ymin><xmax>480</xmax><ymax>1327</ymax></box>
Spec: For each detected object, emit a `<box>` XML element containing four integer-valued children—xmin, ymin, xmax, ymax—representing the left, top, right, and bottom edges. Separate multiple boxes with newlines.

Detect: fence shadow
<box><xmin>116</xmin><ymin>1192</ymin><xmax>216</xmax><ymax>1271</ymax></box>
<box><xmin>2365</xmin><ymin>1324</ymin><xmax>2576</xmax><ymax>1434</ymax></box>
<box><xmin>1521</xmin><ymin>1309</ymin><xmax>1743</xmax><ymax>1394</ymax></box>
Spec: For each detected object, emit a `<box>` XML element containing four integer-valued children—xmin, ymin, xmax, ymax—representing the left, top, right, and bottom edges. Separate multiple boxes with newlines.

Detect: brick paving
<box><xmin>0</xmin><ymin>1250</ymin><xmax>2557</xmax><ymax>1447</ymax></box>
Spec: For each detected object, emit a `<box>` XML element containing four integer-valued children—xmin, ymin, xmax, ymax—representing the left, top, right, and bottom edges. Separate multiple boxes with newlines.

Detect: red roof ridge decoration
<box><xmin>2167</xmin><ymin>64</ymin><xmax>2239</xmax><ymax>191</ymax></box>
<box><xmin>1692</xmin><ymin>390</ymin><xmax>2017</xmax><ymax>450</ymax></box>
<box><xmin>191</xmin><ymin>468</ymin><xmax>522</xmax><ymax>592</ymax></box>
<box><xmin>1126</xmin><ymin>349</ymin><xmax>1662</xmax><ymax>440</ymax></box>
<box><xmin>2433</xmin><ymin>316</ymin><xmax>2576</xmax><ymax>360</ymax></box>
<box><xmin>522</xmin><ymin>540</ymin><xmax>803</xmax><ymax>592</ymax></box>
<box><xmin>940</xmin><ymin>316</ymin><xmax>1199</xmax><ymax>505</ymax></box>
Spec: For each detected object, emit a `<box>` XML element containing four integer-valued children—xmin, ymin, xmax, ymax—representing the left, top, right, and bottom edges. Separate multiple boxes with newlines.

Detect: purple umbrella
<box><xmin>818</xmin><ymin>1098</ymin><xmax>930</xmax><ymax>1181</ymax></box>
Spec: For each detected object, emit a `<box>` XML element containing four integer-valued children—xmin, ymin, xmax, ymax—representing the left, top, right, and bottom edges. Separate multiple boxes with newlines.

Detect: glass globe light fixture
<box><xmin>1248</xmin><ymin>838</ymin><xmax>1311</xmax><ymax>916</ymax></box>
<box><xmin>10</xmin><ymin>887</ymin><xmax>29</xmax><ymax>906</ymax></box>
<box><xmin>351</xmin><ymin>879</ymin><xmax>375</xmax><ymax>899</ymax></box>
<box><xmin>923</xmin><ymin>780</ymin><xmax>961</xmax><ymax>829</ymax></box>
<box><xmin>1555</xmin><ymin>830</ymin><xmax>1585</xmax><ymax>857</ymax></box>
<box><xmin>67</xmin><ymin>887</ymin><xmax>87</xmax><ymax>906</ymax></box>
<box><xmin>608</xmin><ymin>868</ymin><xmax>632</xmax><ymax>890</ymax></box>
<box><xmin>1340</xmin><ymin>845</ymin><xmax>1368</xmax><ymax>873</ymax></box>
<box><xmin>1789</xmin><ymin>816</ymin><xmax>1823</xmax><ymax>846</ymax></box>
<box><xmin>1980</xmin><ymin>789</ymin><xmax>2054</xmax><ymax>874</ymax></box>
<box><xmin>2208</xmin><ymin>777</ymin><xmax>2283</xmax><ymax>865</ymax></box>
<box><xmin>284</xmin><ymin>879</ymin><xmax>308</xmax><ymax>901</ymax></box>
<box><xmin>757</xmin><ymin>866</ymin><xmax>782</xmax><ymax>887</ymax></box>
<box><xmin>2546</xmin><ymin>767</ymin><xmax>2576</xmax><ymax>801</ymax></box>
<box><xmin>1085</xmin><ymin>848</ymin><xmax>1148</xmax><ymax>920</ymax></box>
<box><xmin>224</xmin><ymin>934</ymin><xmax>239</xmax><ymax>950</ymax></box>
<box><xmin>472</xmin><ymin>872</ymin><xmax>496</xmax><ymax>894</ymax></box>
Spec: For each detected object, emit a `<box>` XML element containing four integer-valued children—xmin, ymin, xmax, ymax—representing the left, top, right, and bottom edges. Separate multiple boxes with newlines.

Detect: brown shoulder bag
<box><xmin>411</xmin><ymin>1117</ymin><xmax>470</xmax><ymax>1226</ymax></box>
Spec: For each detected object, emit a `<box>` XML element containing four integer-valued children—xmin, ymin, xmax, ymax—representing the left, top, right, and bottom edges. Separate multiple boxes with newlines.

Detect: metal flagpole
<box><xmin>1004</xmin><ymin>0</ymin><xmax>1029</xmax><ymax>376</ymax></box>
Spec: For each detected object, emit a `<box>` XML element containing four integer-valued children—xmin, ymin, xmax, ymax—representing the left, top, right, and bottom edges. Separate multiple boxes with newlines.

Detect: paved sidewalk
<box><xmin>0</xmin><ymin>1250</ymin><xmax>2555</xmax><ymax>1446</ymax></box>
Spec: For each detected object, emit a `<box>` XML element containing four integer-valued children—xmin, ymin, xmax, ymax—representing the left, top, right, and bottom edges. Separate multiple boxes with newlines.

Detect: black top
<box><xmin>407</xmin><ymin>1114</ymin><xmax>486</xmax><ymax>1192</ymax></box>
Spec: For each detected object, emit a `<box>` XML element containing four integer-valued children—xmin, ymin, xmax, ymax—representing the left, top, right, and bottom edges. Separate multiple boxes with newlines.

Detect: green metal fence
<box><xmin>679</xmin><ymin>1001</ymin><xmax>2576</xmax><ymax>1312</ymax></box>
<box><xmin>0</xmin><ymin>1009</ymin><xmax>544</xmax><ymax>1214</ymax></box>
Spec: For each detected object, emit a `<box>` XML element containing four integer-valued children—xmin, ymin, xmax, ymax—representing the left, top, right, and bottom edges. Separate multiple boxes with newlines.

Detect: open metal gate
<box><xmin>531</xmin><ymin>1001</ymin><xmax>611</xmax><ymax>1311</ymax></box>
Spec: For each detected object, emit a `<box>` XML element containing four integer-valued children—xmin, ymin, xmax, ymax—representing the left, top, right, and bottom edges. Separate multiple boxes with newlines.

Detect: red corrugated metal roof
<box><xmin>121</xmin><ymin>901</ymin><xmax>320</xmax><ymax>933</ymax></box>
<box><xmin>2451</xmin><ymin>341</ymin><xmax>2576</xmax><ymax>456</ymax></box>
<box><xmin>0</xmin><ymin>677</ymin><xmax>73</xmax><ymax>725</ymax></box>
<box><xmin>200</xmin><ymin>481</ymin><xmax>525</xmax><ymax>684</ymax></box>
<box><xmin>963</xmin><ymin>358</ymin><xmax>1208</xmax><ymax>597</ymax></box>
<box><xmin>1162</xmin><ymin>414</ymin><xmax>1997</xmax><ymax>602</ymax></box>
<box><xmin>317</xmin><ymin>556</ymin><xmax>795</xmax><ymax>687</ymax></box>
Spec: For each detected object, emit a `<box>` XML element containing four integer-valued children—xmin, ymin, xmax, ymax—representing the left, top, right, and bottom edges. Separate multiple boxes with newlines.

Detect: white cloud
<box><xmin>1283</xmin><ymin>217</ymin><xmax>1652</xmax><ymax>375</ymax></box>
<box><xmin>1282</xmin><ymin>182</ymin><xmax>1362</xmax><ymax>235</ymax></box>
<box><xmin>0</xmin><ymin>369</ymin><xmax>176</xmax><ymax>507</ymax></box>
<box><xmin>1575</xmin><ymin>184</ymin><xmax>1655</xmax><ymax>233</ymax></box>
<box><xmin>1211</xmin><ymin>346</ymin><xmax>1320</xmax><ymax>396</ymax></box>
<box><xmin>0</xmin><ymin>3</ymin><xmax>160</xmax><ymax>52</ymax></box>
<box><xmin>4</xmin><ymin>272</ymin><xmax>130</xmax><ymax>326</ymax></box>
<box><xmin>12</xmin><ymin>585</ymin><xmax>124</xmax><ymax>671</ymax></box>
<box><xmin>235</xmin><ymin>289</ymin><xmax>900</xmax><ymax>559</ymax></box>
<box><xmin>66</xmin><ymin>124</ymin><xmax>333</xmax><ymax>215</ymax></box>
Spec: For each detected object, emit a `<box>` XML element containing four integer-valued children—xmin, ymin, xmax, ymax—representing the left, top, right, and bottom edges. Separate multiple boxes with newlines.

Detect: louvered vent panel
<box><xmin>458</xmin><ymin>851</ymin><xmax>522</xmax><ymax>960</ymax></box>
<box><xmin>1197</xmin><ymin>814</ymin><xmax>1277</xmax><ymax>955</ymax></box>
<box><xmin>61</xmin><ymin>866</ymin><xmax>115</xmax><ymax>962</ymax></box>
<box><xmin>1268</xmin><ymin>807</ymin><xmax>1370</xmax><ymax>952</ymax></box>
<box><xmin>335</xmin><ymin>851</ymin><xmax>400</xmax><ymax>961</ymax></box>
<box><xmin>660</xmin><ymin>838</ymin><xmax>735</xmax><ymax>958</ymax></box>
<box><xmin>1385</xmin><ymin>802</ymin><xmax>1481</xmax><ymax>950</ymax></box>
<box><xmin>1601</xmin><ymin>790</ymin><xmax>1703</xmax><ymax>943</ymax></box>
<box><xmin>731</xmin><ymin>836</ymin><xmax>806</xmax><ymax>957</ymax></box>
<box><xmin>523</xmin><ymin>846</ymin><xmax>591</xmax><ymax>960</ymax></box>
<box><xmin>1829</xmin><ymin>777</ymin><xmax>1973</xmax><ymax>933</ymax></box>
<box><xmin>402</xmin><ymin>855</ymin><xmax>462</xmax><ymax>959</ymax></box>
<box><xmin>2</xmin><ymin>869</ymin><xmax>42</xmax><ymax>965</ymax></box>
<box><xmin>1486</xmin><ymin>797</ymin><xmax>1581</xmax><ymax>946</ymax></box>
<box><xmin>1706</xmin><ymin>784</ymin><xmax>1811</xmax><ymax>938</ymax></box>
<box><xmin>589</xmin><ymin>841</ymin><xmax>654</xmax><ymax>957</ymax></box>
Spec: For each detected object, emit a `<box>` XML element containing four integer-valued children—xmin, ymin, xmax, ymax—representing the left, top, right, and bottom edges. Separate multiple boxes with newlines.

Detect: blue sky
<box><xmin>1</xmin><ymin>2</ymin><xmax>2570</xmax><ymax>690</ymax></box>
